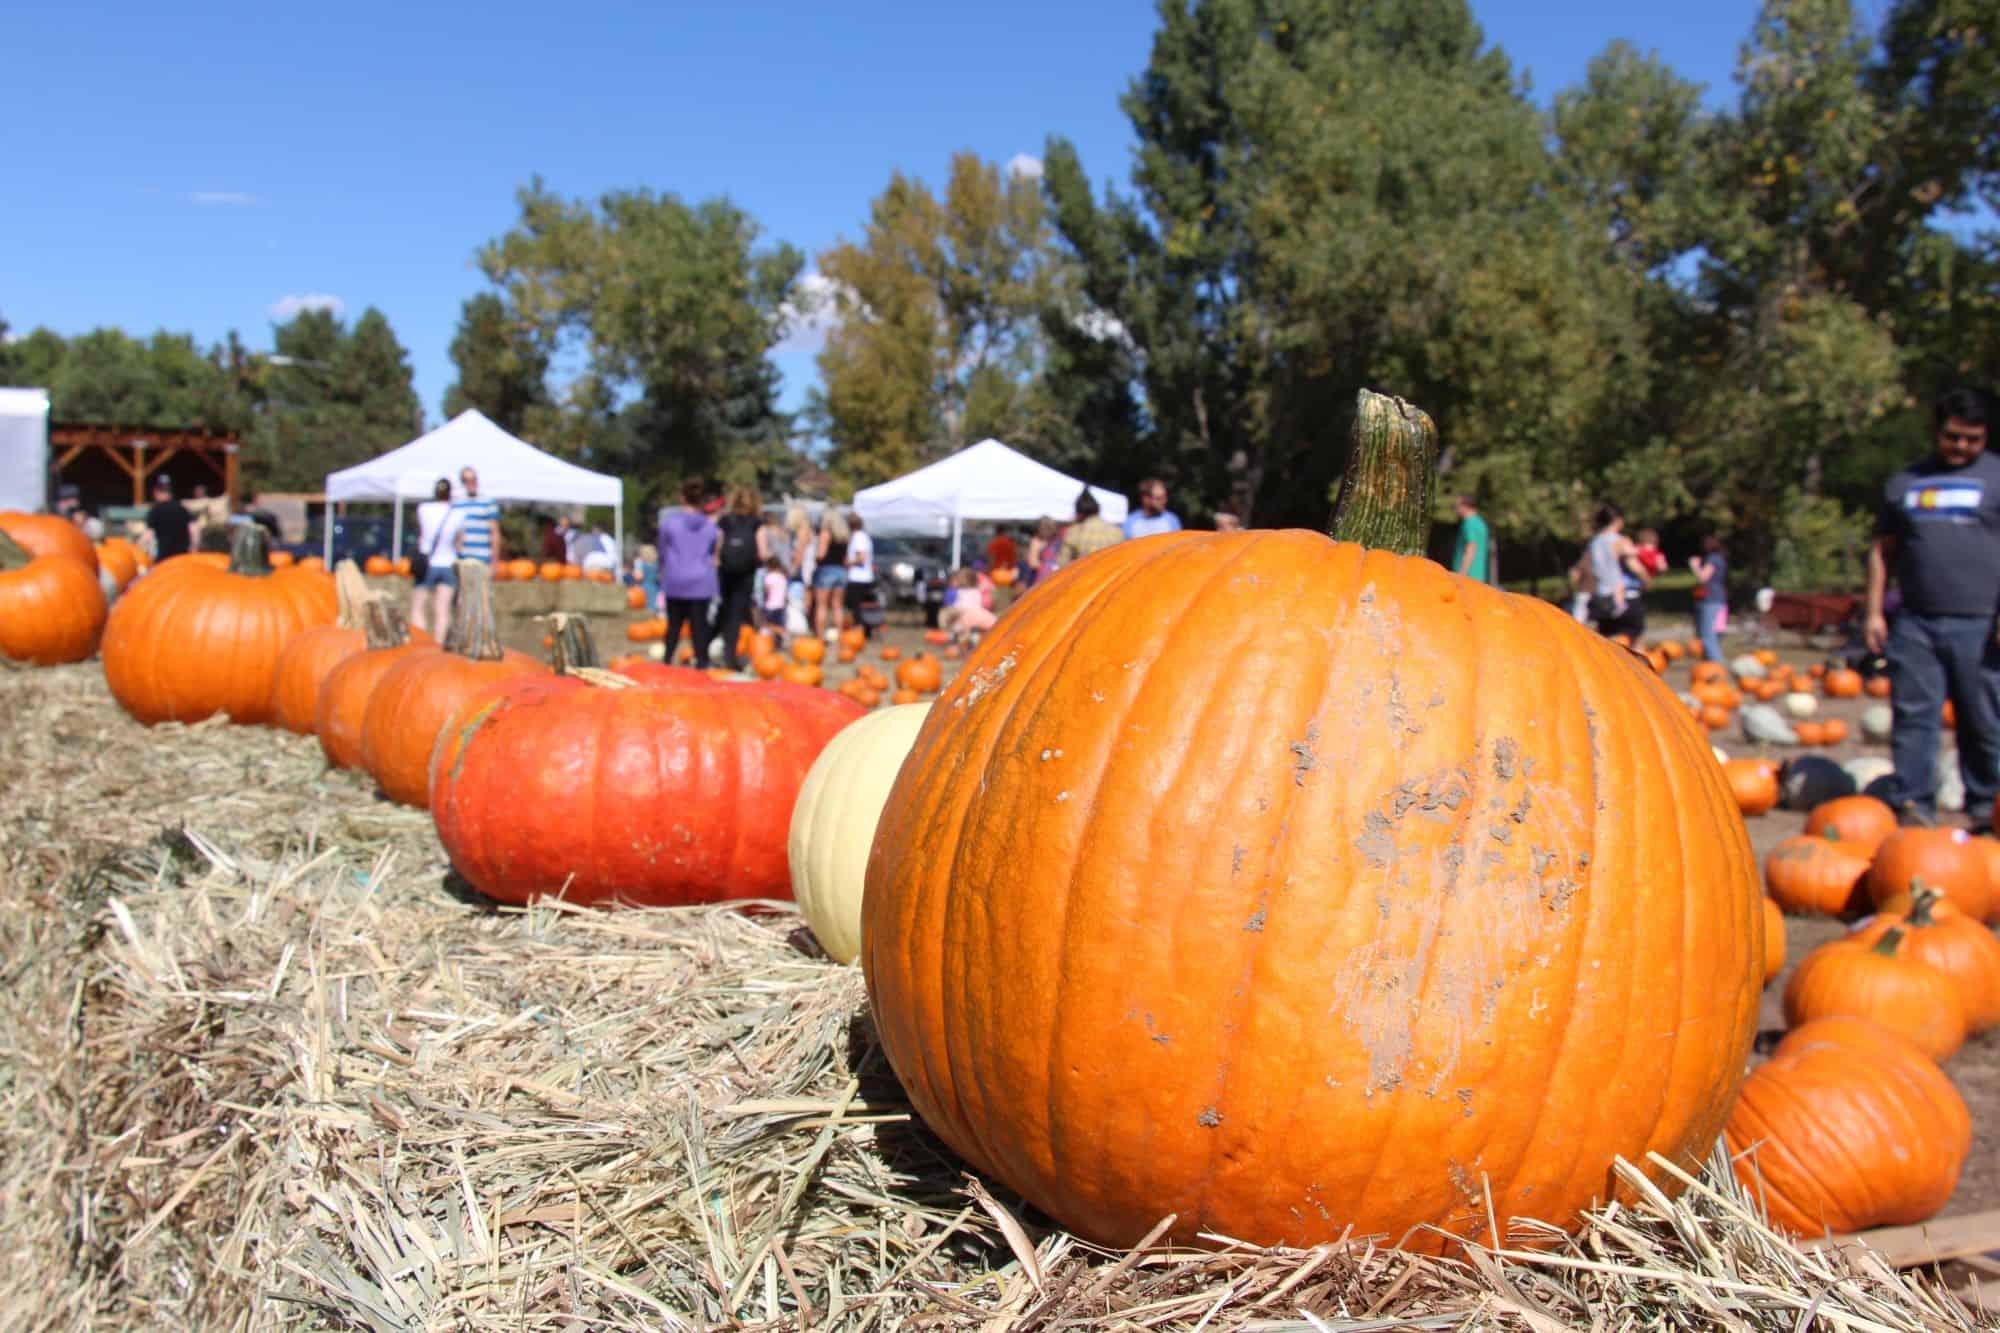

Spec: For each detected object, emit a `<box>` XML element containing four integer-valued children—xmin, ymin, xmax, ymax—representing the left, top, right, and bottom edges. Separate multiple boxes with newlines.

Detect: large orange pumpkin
<box><xmin>0</xmin><ymin>530</ymin><xmax>107</xmax><ymax>665</ymax></box>
<box><xmin>315</xmin><ymin>601</ymin><xmax>439</xmax><ymax>770</ymax></box>
<box><xmin>1724</xmin><ymin>1017</ymin><xmax>1969</xmax><ymax>1237</ymax></box>
<box><xmin>1762</xmin><ymin>897</ymin><xmax>1786</xmax><ymax>983</ymax></box>
<box><xmin>0</xmin><ymin>510</ymin><xmax>97</xmax><ymax>573</ymax></box>
<box><xmin>432</xmin><ymin>670</ymin><xmax>864</xmax><ymax>906</ymax></box>
<box><xmin>102</xmin><ymin>526</ymin><xmax>336</xmax><ymax>725</ymax></box>
<box><xmin>1848</xmin><ymin>886</ymin><xmax>2000</xmax><ymax>1031</ymax></box>
<box><xmin>861</xmin><ymin>392</ymin><xmax>1762</xmax><ymax>1254</ymax></box>
<box><xmin>1782</xmin><ymin>928</ymin><xmax>1965</xmax><ymax>1061</ymax></box>
<box><xmin>1865</xmin><ymin>827</ymin><xmax>1992</xmax><ymax>921</ymax></box>
<box><xmin>358</xmin><ymin>563</ymin><xmax>545</xmax><ymax>806</ymax></box>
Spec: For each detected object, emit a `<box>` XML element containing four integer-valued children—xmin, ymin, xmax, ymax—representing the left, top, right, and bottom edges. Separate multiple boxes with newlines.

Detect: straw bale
<box><xmin>0</xmin><ymin>663</ymin><xmax>1991</xmax><ymax>1330</ymax></box>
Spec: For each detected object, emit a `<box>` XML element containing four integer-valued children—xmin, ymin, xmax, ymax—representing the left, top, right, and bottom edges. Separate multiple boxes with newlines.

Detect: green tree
<box><xmin>812</xmin><ymin>152</ymin><xmax>1062</xmax><ymax>488</ymax></box>
<box><xmin>442</xmin><ymin>292</ymin><xmax>553</xmax><ymax>436</ymax></box>
<box><xmin>243</xmin><ymin>306</ymin><xmax>424</xmax><ymax>493</ymax></box>
<box><xmin>476</xmin><ymin>178</ymin><xmax>802</xmax><ymax>508</ymax></box>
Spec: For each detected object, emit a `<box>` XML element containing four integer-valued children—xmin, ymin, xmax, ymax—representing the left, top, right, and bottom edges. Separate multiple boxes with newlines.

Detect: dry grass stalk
<box><xmin>0</xmin><ymin>664</ymin><xmax>1990</xmax><ymax>1330</ymax></box>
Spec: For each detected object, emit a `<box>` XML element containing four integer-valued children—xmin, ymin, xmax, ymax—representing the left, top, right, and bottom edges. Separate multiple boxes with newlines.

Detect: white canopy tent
<box><xmin>322</xmin><ymin>410</ymin><xmax>624</xmax><ymax>563</ymax></box>
<box><xmin>852</xmin><ymin>438</ymin><xmax>1128</xmax><ymax>567</ymax></box>
<box><xmin>0</xmin><ymin>388</ymin><xmax>50</xmax><ymax>514</ymax></box>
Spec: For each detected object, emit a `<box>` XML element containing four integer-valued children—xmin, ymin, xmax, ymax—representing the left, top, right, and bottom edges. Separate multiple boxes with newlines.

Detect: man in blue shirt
<box><xmin>448</xmin><ymin>466</ymin><xmax>502</xmax><ymax>565</ymax></box>
<box><xmin>1122</xmin><ymin>478</ymin><xmax>1183</xmax><ymax>540</ymax></box>
<box><xmin>1865</xmin><ymin>386</ymin><xmax>1999</xmax><ymax>826</ymax></box>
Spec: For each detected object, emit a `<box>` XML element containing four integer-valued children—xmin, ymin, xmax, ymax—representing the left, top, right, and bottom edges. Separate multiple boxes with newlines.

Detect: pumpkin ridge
<box><xmin>922</xmin><ymin>530</ymin><xmax>1217</xmax><ymax>1188</ymax></box>
<box><xmin>1733</xmin><ymin>1070</ymin><xmax>1867</xmax><ymax>1233</ymax></box>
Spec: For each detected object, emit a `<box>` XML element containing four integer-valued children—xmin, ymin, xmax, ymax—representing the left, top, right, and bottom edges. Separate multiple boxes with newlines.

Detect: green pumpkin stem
<box><xmin>542</xmin><ymin>612</ymin><xmax>598</xmax><ymax>675</ymax></box>
<box><xmin>1329</xmin><ymin>389</ymin><xmax>1438</xmax><ymax>557</ymax></box>
<box><xmin>444</xmin><ymin>560</ymin><xmax>505</xmax><ymax>661</ymax></box>
<box><xmin>226</xmin><ymin>522</ymin><xmax>272</xmax><ymax>577</ymax></box>
<box><xmin>1904</xmin><ymin>879</ymin><xmax>1941</xmax><ymax>928</ymax></box>
<box><xmin>1870</xmin><ymin>925</ymin><xmax>1907</xmax><ymax>958</ymax></box>
<box><xmin>0</xmin><ymin>530</ymin><xmax>29</xmax><ymax>572</ymax></box>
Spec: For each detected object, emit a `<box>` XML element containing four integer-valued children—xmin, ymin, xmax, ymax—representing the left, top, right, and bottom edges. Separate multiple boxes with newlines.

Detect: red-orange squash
<box><xmin>0</xmin><ymin>530</ymin><xmax>107</xmax><ymax>665</ymax></box>
<box><xmin>1782</xmin><ymin>928</ymin><xmax>1966</xmax><ymax>1061</ymax></box>
<box><xmin>102</xmin><ymin>526</ymin><xmax>336</xmax><ymax>725</ymax></box>
<box><xmin>432</xmin><ymin>670</ymin><xmax>864</xmax><ymax>906</ymax></box>
<box><xmin>1724</xmin><ymin>1017</ymin><xmax>1970</xmax><ymax>1237</ymax></box>
<box><xmin>0</xmin><ymin>510</ymin><xmax>97</xmax><ymax>573</ymax></box>
<box><xmin>861</xmin><ymin>396</ymin><xmax>1761</xmax><ymax>1255</ymax></box>
<box><xmin>358</xmin><ymin>564</ymin><xmax>544</xmax><ymax>806</ymax></box>
<box><xmin>1848</xmin><ymin>886</ymin><xmax>2000</xmax><ymax>1031</ymax></box>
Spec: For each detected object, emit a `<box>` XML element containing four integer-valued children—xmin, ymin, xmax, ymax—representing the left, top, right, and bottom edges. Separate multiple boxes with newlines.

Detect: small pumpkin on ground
<box><xmin>1848</xmin><ymin>885</ymin><xmax>2000</xmax><ymax>1031</ymax></box>
<box><xmin>270</xmin><ymin>561</ymin><xmax>378</xmax><ymax>734</ymax></box>
<box><xmin>1802</xmin><ymin>795</ymin><xmax>1896</xmax><ymax>858</ymax></box>
<box><xmin>1724</xmin><ymin>1017</ymin><xmax>1970</xmax><ymax>1236</ymax></box>
<box><xmin>1866</xmin><ymin>827</ymin><xmax>1992</xmax><ymax>921</ymax></box>
<box><xmin>1782</xmin><ymin>927</ymin><xmax>1966</xmax><ymax>1060</ymax></box>
<box><xmin>792</xmin><ymin>636</ymin><xmax>827</xmax><ymax>665</ymax></box>
<box><xmin>1764</xmin><ymin>834</ymin><xmax>1871</xmax><ymax>917</ymax></box>
<box><xmin>791</xmin><ymin>702</ymin><xmax>932</xmax><ymax>963</ymax></box>
<box><xmin>0</xmin><ymin>529</ymin><xmax>107</xmax><ymax>665</ymax></box>
<box><xmin>358</xmin><ymin>562</ymin><xmax>545</xmax><ymax>806</ymax></box>
<box><xmin>315</xmin><ymin>596</ymin><xmax>438</xmax><ymax>769</ymax></box>
<box><xmin>1722</xmin><ymin>758</ymin><xmax>1779</xmax><ymax>815</ymax></box>
<box><xmin>1822</xmin><ymin>667</ymin><xmax>1863</xmax><ymax>698</ymax></box>
<box><xmin>894</xmin><ymin>652</ymin><xmax>943</xmax><ymax>694</ymax></box>
<box><xmin>0</xmin><ymin>510</ymin><xmax>97</xmax><ymax>572</ymax></box>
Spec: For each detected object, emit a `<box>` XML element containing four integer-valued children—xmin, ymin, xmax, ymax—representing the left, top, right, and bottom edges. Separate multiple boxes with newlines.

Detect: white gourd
<box><xmin>789</xmin><ymin>703</ymin><xmax>931</xmax><ymax>964</ymax></box>
<box><xmin>1843</xmin><ymin>756</ymin><xmax>1894</xmax><ymax>791</ymax></box>
<box><xmin>1781</xmin><ymin>692</ymin><xmax>1819</xmax><ymax>719</ymax></box>
<box><xmin>1731</xmin><ymin>654</ymin><xmax>1766</xmax><ymax>680</ymax></box>
<box><xmin>1860</xmin><ymin>704</ymin><xmax>1892</xmax><ymax>742</ymax></box>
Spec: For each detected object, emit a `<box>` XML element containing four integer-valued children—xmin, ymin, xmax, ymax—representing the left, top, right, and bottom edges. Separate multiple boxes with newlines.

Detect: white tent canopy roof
<box><xmin>852</xmin><ymin>438</ymin><xmax>1127</xmax><ymax>540</ymax></box>
<box><xmin>324</xmin><ymin>410</ymin><xmax>621</xmax><ymax>506</ymax></box>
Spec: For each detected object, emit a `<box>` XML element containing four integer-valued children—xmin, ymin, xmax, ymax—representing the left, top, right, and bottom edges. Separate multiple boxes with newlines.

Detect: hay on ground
<box><xmin>0</xmin><ymin>663</ymin><xmax>1991</xmax><ymax>1330</ymax></box>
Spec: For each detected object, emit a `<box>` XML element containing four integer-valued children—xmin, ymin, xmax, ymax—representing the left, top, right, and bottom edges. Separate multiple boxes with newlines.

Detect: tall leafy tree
<box><xmin>442</xmin><ymin>292</ymin><xmax>551</xmax><ymax>436</ymax></box>
<box><xmin>244</xmin><ymin>306</ymin><xmax>424</xmax><ymax>492</ymax></box>
<box><xmin>812</xmin><ymin>152</ymin><xmax>1063</xmax><ymax>488</ymax></box>
<box><xmin>476</xmin><ymin>178</ymin><xmax>802</xmax><ymax>507</ymax></box>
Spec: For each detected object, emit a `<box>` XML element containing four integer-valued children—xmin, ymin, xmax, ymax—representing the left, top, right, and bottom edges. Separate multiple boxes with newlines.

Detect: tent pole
<box><xmin>614</xmin><ymin>507</ymin><xmax>624</xmax><ymax>572</ymax></box>
<box><xmin>951</xmin><ymin>494</ymin><xmax>962</xmax><ymax>570</ymax></box>
<box><xmin>323</xmin><ymin>502</ymin><xmax>334</xmax><ymax>565</ymax></box>
<box><xmin>392</xmin><ymin>500</ymin><xmax>405</xmax><ymax>563</ymax></box>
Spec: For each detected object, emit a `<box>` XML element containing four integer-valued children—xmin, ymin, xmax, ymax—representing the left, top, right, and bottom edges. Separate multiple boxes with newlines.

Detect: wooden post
<box><xmin>224</xmin><ymin>442</ymin><xmax>240</xmax><ymax>508</ymax></box>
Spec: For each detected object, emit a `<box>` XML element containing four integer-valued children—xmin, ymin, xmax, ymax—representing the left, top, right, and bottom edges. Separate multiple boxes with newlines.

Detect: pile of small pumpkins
<box><xmin>1733</xmin><ymin>791</ymin><xmax>1998</xmax><ymax>1235</ymax></box>
<box><xmin>1662</xmin><ymin>644</ymin><xmax>1861</xmax><ymax>747</ymax></box>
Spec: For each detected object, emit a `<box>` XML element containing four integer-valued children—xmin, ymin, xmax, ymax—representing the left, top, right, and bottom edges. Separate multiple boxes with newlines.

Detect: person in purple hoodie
<box><xmin>658</xmin><ymin>478</ymin><xmax>720</xmax><ymax>669</ymax></box>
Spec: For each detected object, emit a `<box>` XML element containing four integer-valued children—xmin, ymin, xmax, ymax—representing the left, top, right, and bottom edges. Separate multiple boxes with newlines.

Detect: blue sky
<box><xmin>4</xmin><ymin>1</ymin><xmax>1767</xmax><ymax>426</ymax></box>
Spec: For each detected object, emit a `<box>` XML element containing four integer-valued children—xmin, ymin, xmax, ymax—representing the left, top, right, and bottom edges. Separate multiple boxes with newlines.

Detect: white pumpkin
<box><xmin>1860</xmin><ymin>704</ymin><xmax>1893</xmax><ymax>742</ymax></box>
<box><xmin>1731</xmin><ymin>654</ymin><xmax>1767</xmax><ymax>680</ymax></box>
<box><xmin>1781</xmin><ymin>692</ymin><xmax>1819</xmax><ymax>719</ymax></box>
<box><xmin>1843</xmin><ymin>756</ymin><xmax>1894</xmax><ymax>792</ymax></box>
<box><xmin>788</xmin><ymin>703</ymin><xmax>931</xmax><ymax>964</ymax></box>
<box><xmin>1742</xmin><ymin>703</ymin><xmax>1797</xmax><ymax>745</ymax></box>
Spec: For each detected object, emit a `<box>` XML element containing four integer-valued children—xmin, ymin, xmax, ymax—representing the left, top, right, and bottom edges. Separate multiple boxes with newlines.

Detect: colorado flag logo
<box><xmin>1907</xmin><ymin>482</ymin><xmax>1981</xmax><ymax>513</ymax></box>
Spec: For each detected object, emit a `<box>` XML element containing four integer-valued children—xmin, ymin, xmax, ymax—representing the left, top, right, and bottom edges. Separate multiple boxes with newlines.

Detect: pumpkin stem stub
<box><xmin>1905</xmin><ymin>880</ymin><xmax>1942</xmax><ymax>927</ymax></box>
<box><xmin>226</xmin><ymin>522</ymin><xmax>273</xmax><ymax>577</ymax></box>
<box><xmin>1329</xmin><ymin>388</ymin><xmax>1438</xmax><ymax>558</ymax></box>
<box><xmin>1870</xmin><ymin>925</ymin><xmax>1907</xmax><ymax>958</ymax></box>
<box><xmin>361</xmin><ymin>595</ymin><xmax>410</xmax><ymax>650</ymax></box>
<box><xmin>543</xmin><ymin>612</ymin><xmax>598</xmax><ymax>675</ymax></box>
<box><xmin>333</xmin><ymin>560</ymin><xmax>372</xmax><ymax>630</ymax></box>
<box><xmin>0</xmin><ymin>530</ymin><xmax>29</xmax><ymax>572</ymax></box>
<box><xmin>445</xmin><ymin>561</ymin><xmax>505</xmax><ymax>662</ymax></box>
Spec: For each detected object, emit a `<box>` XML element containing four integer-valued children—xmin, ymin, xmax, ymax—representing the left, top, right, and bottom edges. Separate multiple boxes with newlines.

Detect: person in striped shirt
<box><xmin>449</xmin><ymin>466</ymin><xmax>503</xmax><ymax>565</ymax></box>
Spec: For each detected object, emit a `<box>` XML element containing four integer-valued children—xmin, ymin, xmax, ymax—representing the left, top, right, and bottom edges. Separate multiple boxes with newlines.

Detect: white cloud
<box><xmin>1006</xmin><ymin>153</ymin><xmax>1044</xmax><ymax>181</ymax></box>
<box><xmin>775</xmin><ymin>271</ymin><xmax>860</xmax><ymax>354</ymax></box>
<box><xmin>268</xmin><ymin>292</ymin><xmax>346</xmax><ymax>320</ymax></box>
<box><xmin>190</xmin><ymin>190</ymin><xmax>259</xmax><ymax>206</ymax></box>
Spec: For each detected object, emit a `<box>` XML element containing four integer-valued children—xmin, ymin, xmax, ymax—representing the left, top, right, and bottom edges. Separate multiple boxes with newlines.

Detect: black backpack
<box><xmin>719</xmin><ymin>515</ymin><xmax>760</xmax><ymax>574</ymax></box>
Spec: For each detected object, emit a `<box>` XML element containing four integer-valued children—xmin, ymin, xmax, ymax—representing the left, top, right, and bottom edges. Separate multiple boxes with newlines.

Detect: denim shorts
<box><xmin>418</xmin><ymin>562</ymin><xmax>458</xmax><ymax>590</ymax></box>
<box><xmin>812</xmin><ymin>565</ymin><xmax>847</xmax><ymax>590</ymax></box>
